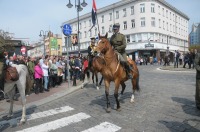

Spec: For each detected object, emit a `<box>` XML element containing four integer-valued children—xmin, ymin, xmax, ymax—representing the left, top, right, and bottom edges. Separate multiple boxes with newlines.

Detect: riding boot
<box><xmin>122</xmin><ymin>62</ymin><xmax>133</xmax><ymax>79</ymax></box>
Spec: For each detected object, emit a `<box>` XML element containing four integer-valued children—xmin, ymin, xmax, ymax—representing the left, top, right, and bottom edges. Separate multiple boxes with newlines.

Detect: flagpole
<box><xmin>95</xmin><ymin>13</ymin><xmax>100</xmax><ymax>35</ymax></box>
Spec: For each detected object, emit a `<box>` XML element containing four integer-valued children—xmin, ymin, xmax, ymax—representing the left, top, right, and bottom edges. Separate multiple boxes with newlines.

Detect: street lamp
<box><xmin>39</xmin><ymin>30</ymin><xmax>50</xmax><ymax>56</ymax></box>
<box><xmin>166</xmin><ymin>34</ymin><xmax>171</xmax><ymax>56</ymax></box>
<box><xmin>66</xmin><ymin>0</ymin><xmax>87</xmax><ymax>54</ymax></box>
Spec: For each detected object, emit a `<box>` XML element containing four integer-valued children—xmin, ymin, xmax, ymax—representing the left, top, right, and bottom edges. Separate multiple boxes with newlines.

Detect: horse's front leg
<box><xmin>104</xmin><ymin>80</ymin><xmax>111</xmax><ymax>113</ymax></box>
<box><xmin>114</xmin><ymin>81</ymin><xmax>121</xmax><ymax>111</ymax></box>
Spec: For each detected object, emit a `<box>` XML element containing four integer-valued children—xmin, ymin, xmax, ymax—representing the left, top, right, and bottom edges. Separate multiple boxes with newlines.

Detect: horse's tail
<box><xmin>136</xmin><ymin>70</ymin><xmax>140</xmax><ymax>91</ymax></box>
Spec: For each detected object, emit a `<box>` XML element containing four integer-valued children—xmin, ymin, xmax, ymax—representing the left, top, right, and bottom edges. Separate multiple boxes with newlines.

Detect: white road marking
<box><xmin>16</xmin><ymin>112</ymin><xmax>91</xmax><ymax>132</ymax></box>
<box><xmin>81</xmin><ymin>122</ymin><xmax>121</xmax><ymax>132</ymax></box>
<box><xmin>0</xmin><ymin>106</ymin><xmax>74</xmax><ymax>126</ymax></box>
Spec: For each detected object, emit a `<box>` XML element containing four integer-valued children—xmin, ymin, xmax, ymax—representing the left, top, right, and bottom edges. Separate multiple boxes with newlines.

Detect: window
<box><xmin>95</xmin><ymin>28</ymin><xmax>97</xmax><ymax>36</ymax></box>
<box><xmin>170</xmin><ymin>24</ymin><xmax>172</xmax><ymax>32</ymax></box>
<box><xmin>79</xmin><ymin>22</ymin><xmax>82</xmax><ymax>29</ymax></box>
<box><xmin>151</xmin><ymin>17</ymin><xmax>155</xmax><ymax>27</ymax></box>
<box><xmin>163</xmin><ymin>21</ymin><xmax>165</xmax><ymax>29</ymax></box>
<box><xmin>126</xmin><ymin>35</ymin><xmax>130</xmax><ymax>43</ymax></box>
<box><xmin>167</xmin><ymin>22</ymin><xmax>168</xmax><ymax>31</ymax></box>
<box><xmin>131</xmin><ymin>19</ymin><xmax>135</xmax><ymax>28</ymax></box>
<box><xmin>137</xmin><ymin>34</ymin><xmax>142</xmax><ymax>42</ymax></box>
<box><xmin>151</xmin><ymin>3</ymin><xmax>155</xmax><ymax>13</ymax></box>
<box><xmin>101</xmin><ymin>15</ymin><xmax>104</xmax><ymax>23</ymax></box>
<box><xmin>102</xmin><ymin>26</ymin><xmax>105</xmax><ymax>34</ymax></box>
<box><xmin>166</xmin><ymin>10</ymin><xmax>168</xmax><ymax>18</ymax></box>
<box><xmin>123</xmin><ymin>8</ymin><xmax>127</xmax><ymax>17</ymax></box>
<box><xmin>162</xmin><ymin>8</ymin><xmax>164</xmax><ymax>16</ymax></box>
<box><xmin>89</xmin><ymin>19</ymin><xmax>91</xmax><ymax>27</ymax></box>
<box><xmin>159</xmin><ymin>19</ymin><xmax>161</xmax><ymax>28</ymax></box>
<box><xmin>109</xmin><ymin>25</ymin><xmax>112</xmax><ymax>32</ymax></box>
<box><xmin>84</xmin><ymin>31</ymin><xmax>87</xmax><ymax>38</ymax></box>
<box><xmin>170</xmin><ymin>12</ymin><xmax>171</xmax><ymax>20</ymax></box>
<box><xmin>109</xmin><ymin>13</ymin><xmax>112</xmax><ymax>21</ymax></box>
<box><xmin>79</xmin><ymin>32</ymin><xmax>82</xmax><ymax>39</ymax></box>
<box><xmin>131</xmin><ymin>6</ymin><xmax>134</xmax><ymax>15</ymax></box>
<box><xmin>75</xmin><ymin>24</ymin><xmax>77</xmax><ymax>31</ymax></box>
<box><xmin>132</xmin><ymin>35</ymin><xmax>136</xmax><ymax>42</ymax></box>
<box><xmin>90</xmin><ymin>30</ymin><xmax>92</xmax><ymax>37</ymax></box>
<box><xmin>123</xmin><ymin>21</ymin><xmax>127</xmax><ymax>30</ymax></box>
<box><xmin>140</xmin><ymin>4</ymin><xmax>145</xmax><ymax>13</ymax></box>
<box><xmin>84</xmin><ymin>21</ymin><xmax>86</xmax><ymax>28</ymax></box>
<box><xmin>116</xmin><ymin>11</ymin><xmax>119</xmax><ymax>19</ymax></box>
<box><xmin>141</xmin><ymin>17</ymin><xmax>145</xmax><ymax>27</ymax></box>
<box><xmin>158</xmin><ymin>6</ymin><xmax>160</xmax><ymax>15</ymax></box>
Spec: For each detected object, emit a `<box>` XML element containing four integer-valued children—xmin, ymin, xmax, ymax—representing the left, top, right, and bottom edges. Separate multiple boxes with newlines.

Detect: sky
<box><xmin>0</xmin><ymin>0</ymin><xmax>200</xmax><ymax>43</ymax></box>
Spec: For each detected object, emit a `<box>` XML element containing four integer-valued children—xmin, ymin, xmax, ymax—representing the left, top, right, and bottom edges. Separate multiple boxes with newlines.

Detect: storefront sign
<box><xmin>145</xmin><ymin>43</ymin><xmax>154</xmax><ymax>48</ymax></box>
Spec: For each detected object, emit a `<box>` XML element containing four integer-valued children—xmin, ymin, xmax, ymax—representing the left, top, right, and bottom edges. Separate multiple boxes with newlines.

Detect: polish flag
<box><xmin>13</xmin><ymin>52</ymin><xmax>16</xmax><ymax>60</ymax></box>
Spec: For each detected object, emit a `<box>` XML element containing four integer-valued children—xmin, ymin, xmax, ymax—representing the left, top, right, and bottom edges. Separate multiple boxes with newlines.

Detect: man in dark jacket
<box><xmin>194</xmin><ymin>50</ymin><xmax>200</xmax><ymax>110</ymax></box>
<box><xmin>110</xmin><ymin>23</ymin><xmax>132</xmax><ymax>79</ymax></box>
<box><xmin>88</xmin><ymin>37</ymin><xmax>96</xmax><ymax>70</ymax></box>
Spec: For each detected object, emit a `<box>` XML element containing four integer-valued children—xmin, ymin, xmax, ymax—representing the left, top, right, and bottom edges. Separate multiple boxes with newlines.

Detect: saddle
<box><xmin>5</xmin><ymin>66</ymin><xmax>19</xmax><ymax>82</ymax></box>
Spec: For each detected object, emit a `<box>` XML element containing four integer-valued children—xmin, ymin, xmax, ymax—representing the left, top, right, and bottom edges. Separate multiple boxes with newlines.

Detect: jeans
<box><xmin>43</xmin><ymin>76</ymin><xmax>49</xmax><ymax>90</ymax></box>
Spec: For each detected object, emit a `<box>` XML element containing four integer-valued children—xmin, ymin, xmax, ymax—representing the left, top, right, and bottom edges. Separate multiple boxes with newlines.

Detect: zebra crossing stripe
<box><xmin>81</xmin><ymin>122</ymin><xmax>121</xmax><ymax>132</ymax></box>
<box><xmin>0</xmin><ymin>106</ymin><xmax>74</xmax><ymax>126</ymax></box>
<box><xmin>16</xmin><ymin>112</ymin><xmax>90</xmax><ymax>132</ymax></box>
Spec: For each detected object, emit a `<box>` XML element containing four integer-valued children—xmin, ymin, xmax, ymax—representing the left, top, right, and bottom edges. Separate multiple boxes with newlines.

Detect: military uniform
<box><xmin>194</xmin><ymin>52</ymin><xmax>200</xmax><ymax>110</ymax></box>
<box><xmin>110</xmin><ymin>24</ymin><xmax>132</xmax><ymax>79</ymax></box>
<box><xmin>110</xmin><ymin>32</ymin><xmax>127</xmax><ymax>61</ymax></box>
<box><xmin>88</xmin><ymin>37</ymin><xmax>96</xmax><ymax>69</ymax></box>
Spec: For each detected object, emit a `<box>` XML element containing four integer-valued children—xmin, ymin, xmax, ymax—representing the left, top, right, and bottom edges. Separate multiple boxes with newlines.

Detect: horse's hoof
<box><xmin>19</xmin><ymin>119</ymin><xmax>26</xmax><ymax>125</ymax></box>
<box><xmin>130</xmin><ymin>99</ymin><xmax>134</xmax><ymax>103</ymax></box>
<box><xmin>116</xmin><ymin>108</ymin><xmax>121</xmax><ymax>112</ymax></box>
<box><xmin>106</xmin><ymin>108</ymin><xmax>111</xmax><ymax>113</ymax></box>
<box><xmin>96</xmin><ymin>86</ymin><xmax>99</xmax><ymax>90</ymax></box>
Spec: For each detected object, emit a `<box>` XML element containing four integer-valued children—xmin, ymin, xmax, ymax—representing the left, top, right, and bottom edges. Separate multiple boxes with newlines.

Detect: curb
<box><xmin>157</xmin><ymin>67</ymin><xmax>196</xmax><ymax>73</ymax></box>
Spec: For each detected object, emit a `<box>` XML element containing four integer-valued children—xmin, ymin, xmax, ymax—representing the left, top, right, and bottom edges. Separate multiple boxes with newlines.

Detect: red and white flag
<box><xmin>13</xmin><ymin>52</ymin><xmax>16</xmax><ymax>60</ymax></box>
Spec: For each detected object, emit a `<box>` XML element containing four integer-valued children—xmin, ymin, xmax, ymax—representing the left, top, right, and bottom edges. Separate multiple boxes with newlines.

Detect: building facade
<box><xmin>189</xmin><ymin>23</ymin><xmax>200</xmax><ymax>45</ymax></box>
<box><xmin>62</xmin><ymin>0</ymin><xmax>189</xmax><ymax>61</ymax></box>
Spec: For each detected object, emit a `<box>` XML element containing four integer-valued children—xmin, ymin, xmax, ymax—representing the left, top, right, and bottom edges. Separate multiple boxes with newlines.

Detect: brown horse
<box><xmin>93</xmin><ymin>33</ymin><xmax>140</xmax><ymax>112</ymax></box>
<box><xmin>82</xmin><ymin>56</ymin><xmax>103</xmax><ymax>90</ymax></box>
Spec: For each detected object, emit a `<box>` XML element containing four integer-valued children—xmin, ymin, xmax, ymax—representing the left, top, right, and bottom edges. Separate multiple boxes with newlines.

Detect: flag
<box><xmin>91</xmin><ymin>0</ymin><xmax>97</xmax><ymax>26</ymax></box>
<box><xmin>13</xmin><ymin>52</ymin><xmax>16</xmax><ymax>60</ymax></box>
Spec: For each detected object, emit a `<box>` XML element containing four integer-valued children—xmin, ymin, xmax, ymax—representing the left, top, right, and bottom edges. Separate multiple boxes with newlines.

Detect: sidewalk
<box><xmin>0</xmin><ymin>79</ymin><xmax>88</xmax><ymax>117</ymax></box>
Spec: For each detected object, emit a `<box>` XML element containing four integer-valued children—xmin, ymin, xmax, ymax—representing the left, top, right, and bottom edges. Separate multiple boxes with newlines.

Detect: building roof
<box><xmin>62</xmin><ymin>0</ymin><xmax>189</xmax><ymax>25</ymax></box>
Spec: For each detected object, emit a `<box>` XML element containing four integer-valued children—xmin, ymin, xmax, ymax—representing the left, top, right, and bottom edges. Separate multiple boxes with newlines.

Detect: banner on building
<box><xmin>50</xmin><ymin>37</ymin><xmax>58</xmax><ymax>50</ymax></box>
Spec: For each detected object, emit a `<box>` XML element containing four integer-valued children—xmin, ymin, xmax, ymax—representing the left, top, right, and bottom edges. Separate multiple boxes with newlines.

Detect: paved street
<box><xmin>0</xmin><ymin>65</ymin><xmax>200</xmax><ymax>132</ymax></box>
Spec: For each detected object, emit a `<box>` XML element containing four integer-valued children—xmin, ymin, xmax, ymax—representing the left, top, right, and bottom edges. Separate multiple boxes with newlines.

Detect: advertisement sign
<box><xmin>50</xmin><ymin>37</ymin><xmax>58</xmax><ymax>50</ymax></box>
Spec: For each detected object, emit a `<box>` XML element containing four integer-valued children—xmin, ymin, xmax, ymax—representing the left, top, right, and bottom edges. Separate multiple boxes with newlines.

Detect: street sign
<box><xmin>62</xmin><ymin>24</ymin><xmax>72</xmax><ymax>36</ymax></box>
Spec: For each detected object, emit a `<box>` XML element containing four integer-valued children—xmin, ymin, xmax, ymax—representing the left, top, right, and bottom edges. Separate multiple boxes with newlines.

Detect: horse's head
<box><xmin>92</xmin><ymin>33</ymin><xmax>111</xmax><ymax>56</ymax></box>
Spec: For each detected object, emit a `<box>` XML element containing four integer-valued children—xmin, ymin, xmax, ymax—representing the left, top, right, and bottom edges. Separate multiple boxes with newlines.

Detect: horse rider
<box><xmin>110</xmin><ymin>23</ymin><xmax>133</xmax><ymax>79</ymax></box>
<box><xmin>88</xmin><ymin>37</ymin><xmax>96</xmax><ymax>70</ymax></box>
